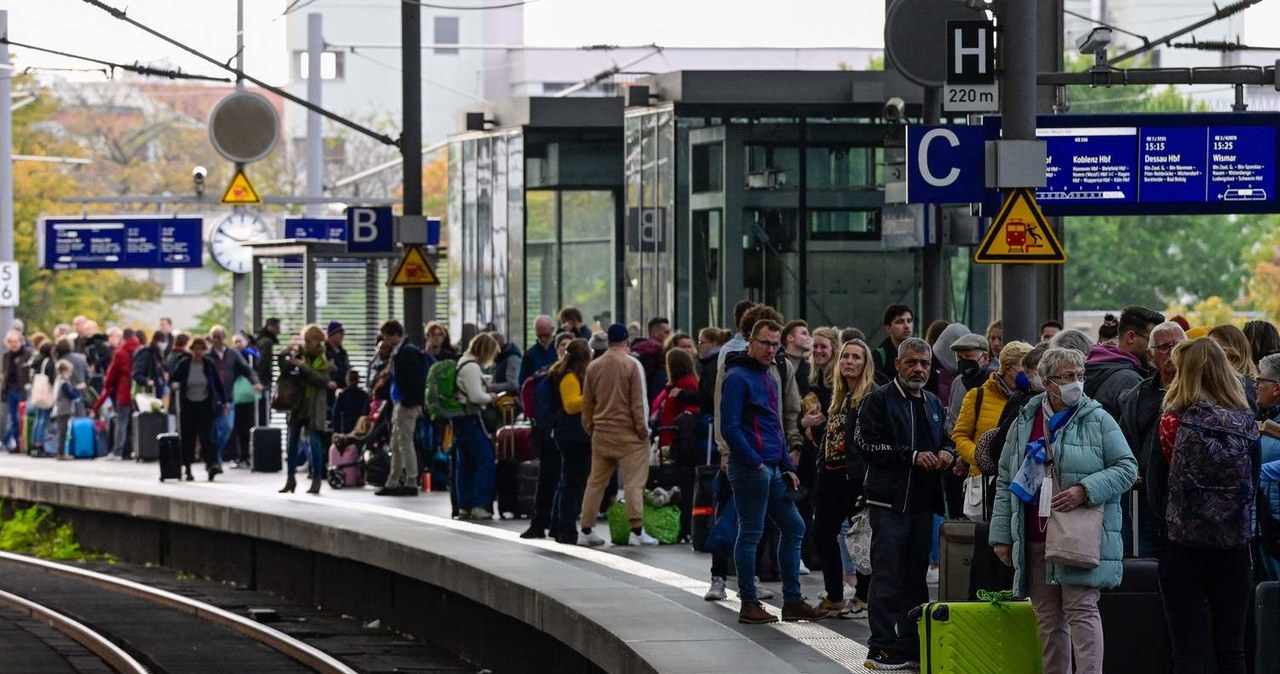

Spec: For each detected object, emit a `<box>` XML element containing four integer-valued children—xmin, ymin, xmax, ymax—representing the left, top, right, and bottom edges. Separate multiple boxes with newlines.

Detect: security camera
<box><xmin>883</xmin><ymin>97</ymin><xmax>906</xmax><ymax>123</ymax></box>
<box><xmin>1077</xmin><ymin>27</ymin><xmax>1112</xmax><ymax>55</ymax></box>
<box><xmin>192</xmin><ymin>166</ymin><xmax>207</xmax><ymax>197</ymax></box>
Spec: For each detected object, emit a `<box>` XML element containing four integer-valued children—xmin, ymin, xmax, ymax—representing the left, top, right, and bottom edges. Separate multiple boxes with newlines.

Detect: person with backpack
<box><xmin>652</xmin><ymin>348</ymin><xmax>700</xmax><ymax>453</ymax></box>
<box><xmin>1253</xmin><ymin>353</ymin><xmax>1280</xmax><ymax>581</ymax></box>
<box><xmin>952</xmin><ymin>341</ymin><xmax>1034</xmax><ymax>521</ymax></box>
<box><xmin>376</xmin><ymin>320</ymin><xmax>427</xmax><ymax>497</ymax></box>
<box><xmin>450</xmin><ymin>333</ymin><xmax>499</xmax><ymax>519</ymax></box>
<box><xmin>518</xmin><ymin>331</ymin><xmax>576</xmax><ymax>539</ymax></box>
<box><xmin>870</xmin><ymin>304</ymin><xmax>914</xmax><ymax>386</ymax></box>
<box><xmin>1157</xmin><ymin>338</ymin><xmax>1260</xmax><ymax>673</ymax></box>
<box><xmin>543</xmin><ymin>339</ymin><xmax>592</xmax><ymax>543</ymax></box>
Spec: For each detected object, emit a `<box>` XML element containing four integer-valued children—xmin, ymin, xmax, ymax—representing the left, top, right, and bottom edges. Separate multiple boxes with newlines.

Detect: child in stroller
<box><xmin>327</xmin><ymin>399</ymin><xmax>393</xmax><ymax>488</ymax></box>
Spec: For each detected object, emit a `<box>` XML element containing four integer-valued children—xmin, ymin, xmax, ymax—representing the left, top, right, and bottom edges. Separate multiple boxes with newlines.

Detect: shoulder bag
<box><xmin>1043</xmin><ymin>440</ymin><xmax>1105</xmax><ymax>569</ymax></box>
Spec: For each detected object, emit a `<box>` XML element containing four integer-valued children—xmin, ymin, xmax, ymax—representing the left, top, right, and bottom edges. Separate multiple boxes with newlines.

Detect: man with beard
<box><xmin>855</xmin><ymin>338</ymin><xmax>954</xmax><ymax>670</ymax></box>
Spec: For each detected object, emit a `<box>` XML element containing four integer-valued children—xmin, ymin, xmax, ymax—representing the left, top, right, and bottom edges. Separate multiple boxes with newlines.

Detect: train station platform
<box><xmin>0</xmin><ymin>453</ymin><xmax>876</xmax><ymax>674</ymax></box>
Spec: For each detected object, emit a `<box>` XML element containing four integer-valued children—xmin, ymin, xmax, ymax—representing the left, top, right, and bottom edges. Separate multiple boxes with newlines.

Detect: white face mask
<box><xmin>1056</xmin><ymin>380</ymin><xmax>1084</xmax><ymax>406</ymax></box>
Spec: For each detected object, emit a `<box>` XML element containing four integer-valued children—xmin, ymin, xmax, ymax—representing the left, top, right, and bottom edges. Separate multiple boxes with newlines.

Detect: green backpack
<box><xmin>425</xmin><ymin>360</ymin><xmax>475</xmax><ymax>421</ymax></box>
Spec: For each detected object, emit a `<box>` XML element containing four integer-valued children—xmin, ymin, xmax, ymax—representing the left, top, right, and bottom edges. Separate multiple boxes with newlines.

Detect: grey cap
<box><xmin>950</xmin><ymin>333</ymin><xmax>990</xmax><ymax>353</ymax></box>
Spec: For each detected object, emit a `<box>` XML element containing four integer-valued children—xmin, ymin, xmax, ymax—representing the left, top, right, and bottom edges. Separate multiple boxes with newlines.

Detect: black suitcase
<box><xmin>647</xmin><ymin>463</ymin><xmax>695</xmax><ymax>541</ymax></box>
<box><xmin>967</xmin><ymin>519</ymin><xmax>1014</xmax><ymax>599</ymax></box>
<box><xmin>1260</xmin><ymin>581</ymin><xmax>1280</xmax><ymax>674</ymax></box>
<box><xmin>517</xmin><ymin>460</ymin><xmax>539</xmax><ymax>518</ymax></box>
<box><xmin>1099</xmin><ymin>558</ymin><xmax>1170</xmax><ymax>674</ymax></box>
<box><xmin>496</xmin><ymin>458</ymin><xmax>521</xmax><ymax>518</ymax></box>
<box><xmin>249</xmin><ymin>399</ymin><xmax>281</xmax><ymax>472</ymax></box>
<box><xmin>691</xmin><ymin>465</ymin><xmax>718</xmax><ymax>552</ymax></box>
<box><xmin>132</xmin><ymin>411</ymin><xmax>169</xmax><ymax>462</ymax></box>
<box><xmin>157</xmin><ymin>432</ymin><xmax>183</xmax><ymax>481</ymax></box>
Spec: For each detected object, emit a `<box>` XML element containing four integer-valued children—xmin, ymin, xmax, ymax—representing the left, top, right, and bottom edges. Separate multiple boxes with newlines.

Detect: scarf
<box><xmin>1010</xmin><ymin>401</ymin><xmax>1076</xmax><ymax>504</ymax></box>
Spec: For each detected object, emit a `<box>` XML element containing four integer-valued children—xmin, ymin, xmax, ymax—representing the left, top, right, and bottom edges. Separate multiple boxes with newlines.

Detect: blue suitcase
<box><xmin>65</xmin><ymin>417</ymin><xmax>97</xmax><ymax>459</ymax></box>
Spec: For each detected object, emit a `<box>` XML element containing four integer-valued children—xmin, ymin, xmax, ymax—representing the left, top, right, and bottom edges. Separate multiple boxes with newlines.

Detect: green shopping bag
<box><xmin>606</xmin><ymin>494</ymin><xmax>683</xmax><ymax>545</ymax></box>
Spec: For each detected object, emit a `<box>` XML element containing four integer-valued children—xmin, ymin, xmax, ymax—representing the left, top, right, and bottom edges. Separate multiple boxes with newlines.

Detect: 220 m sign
<box><xmin>944</xmin><ymin>83</ymin><xmax>999</xmax><ymax>113</ymax></box>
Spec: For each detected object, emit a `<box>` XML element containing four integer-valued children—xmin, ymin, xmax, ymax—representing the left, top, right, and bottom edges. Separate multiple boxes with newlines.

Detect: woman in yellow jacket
<box><xmin>952</xmin><ymin>340</ymin><xmax>1034</xmax><ymax>519</ymax></box>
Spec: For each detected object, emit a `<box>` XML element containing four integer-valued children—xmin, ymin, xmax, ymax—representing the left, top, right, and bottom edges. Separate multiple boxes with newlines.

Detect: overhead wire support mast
<box><xmin>0</xmin><ymin>38</ymin><xmax>231</xmax><ymax>82</ymax></box>
<box><xmin>79</xmin><ymin>0</ymin><xmax>399</xmax><ymax>149</ymax></box>
<box><xmin>1104</xmin><ymin>0</ymin><xmax>1263</xmax><ymax>66</ymax></box>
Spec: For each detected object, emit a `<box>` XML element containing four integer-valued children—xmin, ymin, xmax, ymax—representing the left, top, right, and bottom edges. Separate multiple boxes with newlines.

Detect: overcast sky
<box><xmin>3</xmin><ymin>0</ymin><xmax>885</xmax><ymax>85</ymax></box>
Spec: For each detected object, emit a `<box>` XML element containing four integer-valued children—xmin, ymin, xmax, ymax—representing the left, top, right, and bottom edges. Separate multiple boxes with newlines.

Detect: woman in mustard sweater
<box><xmin>952</xmin><ymin>340</ymin><xmax>1034</xmax><ymax>519</ymax></box>
<box><xmin>550</xmin><ymin>339</ymin><xmax>593</xmax><ymax>544</ymax></box>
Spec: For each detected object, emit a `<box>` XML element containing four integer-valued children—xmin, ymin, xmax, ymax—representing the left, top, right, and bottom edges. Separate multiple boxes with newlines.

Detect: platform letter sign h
<box><xmin>947</xmin><ymin>21</ymin><xmax>996</xmax><ymax>85</ymax></box>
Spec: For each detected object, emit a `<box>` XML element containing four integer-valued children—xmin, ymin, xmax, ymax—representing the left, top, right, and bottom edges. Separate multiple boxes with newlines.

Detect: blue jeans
<box><xmin>868</xmin><ymin>506</ymin><xmax>934</xmax><ymax>658</ymax></box>
<box><xmin>2</xmin><ymin>390</ymin><xmax>19</xmax><ymax>447</ymax></box>
<box><xmin>452</xmin><ymin>415</ymin><xmax>495</xmax><ymax>511</ymax></box>
<box><xmin>286</xmin><ymin>422</ymin><xmax>325</xmax><ymax>480</ymax></box>
<box><xmin>727</xmin><ymin>462</ymin><xmax>805</xmax><ymax>603</ymax></box>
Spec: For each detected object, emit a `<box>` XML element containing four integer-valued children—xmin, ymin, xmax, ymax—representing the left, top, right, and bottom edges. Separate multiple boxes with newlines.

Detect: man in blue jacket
<box><xmin>722</xmin><ymin>319</ymin><xmax>827</xmax><ymax>625</ymax></box>
<box><xmin>855</xmin><ymin>337</ymin><xmax>955</xmax><ymax>670</ymax></box>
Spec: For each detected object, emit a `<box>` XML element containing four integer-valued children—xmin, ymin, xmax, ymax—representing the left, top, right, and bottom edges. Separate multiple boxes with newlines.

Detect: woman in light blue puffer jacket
<box><xmin>989</xmin><ymin>347</ymin><xmax>1137</xmax><ymax>674</ymax></box>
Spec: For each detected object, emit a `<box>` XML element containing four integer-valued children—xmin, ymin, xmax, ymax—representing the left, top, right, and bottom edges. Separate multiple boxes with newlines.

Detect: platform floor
<box><xmin>0</xmin><ymin>452</ymin><xmax>905</xmax><ymax>673</ymax></box>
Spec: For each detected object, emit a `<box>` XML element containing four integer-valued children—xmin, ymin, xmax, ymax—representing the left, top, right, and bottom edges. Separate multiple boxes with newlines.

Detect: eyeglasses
<box><xmin>1049</xmin><ymin>371</ymin><xmax>1087</xmax><ymax>384</ymax></box>
<box><xmin>753</xmin><ymin>339</ymin><xmax>781</xmax><ymax>351</ymax></box>
<box><xmin>1151</xmin><ymin>342</ymin><xmax>1179</xmax><ymax>353</ymax></box>
<box><xmin>1259</xmin><ymin>377</ymin><xmax>1279</xmax><ymax>386</ymax></box>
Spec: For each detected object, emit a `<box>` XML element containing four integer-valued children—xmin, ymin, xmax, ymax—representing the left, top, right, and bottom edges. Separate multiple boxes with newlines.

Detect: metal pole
<box><xmin>306</xmin><ymin>13</ymin><xmax>324</xmax><ymax>218</ymax></box>
<box><xmin>998</xmin><ymin>0</ymin><xmax>1038</xmax><ymax>343</ymax></box>
<box><xmin>230</xmin><ymin>0</ymin><xmax>247</xmax><ymax>336</ymax></box>
<box><xmin>402</xmin><ymin>0</ymin><xmax>424</xmax><ymax>347</ymax></box>
<box><xmin>0</xmin><ymin>11</ymin><xmax>13</xmax><ymax>332</ymax></box>
<box><xmin>921</xmin><ymin>86</ymin><xmax>946</xmax><ymax>325</ymax></box>
<box><xmin>1040</xmin><ymin>0</ymin><xmax>1065</xmax><ymax>324</ymax></box>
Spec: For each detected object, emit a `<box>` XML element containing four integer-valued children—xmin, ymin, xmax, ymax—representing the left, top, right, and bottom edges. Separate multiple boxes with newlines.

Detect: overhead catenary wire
<box><xmin>0</xmin><ymin>38</ymin><xmax>231</xmax><ymax>82</ymax></box>
<box><xmin>78</xmin><ymin>0</ymin><xmax>399</xmax><ymax>148</ymax></box>
<box><xmin>400</xmin><ymin>0</ymin><xmax>540</xmax><ymax>10</ymax></box>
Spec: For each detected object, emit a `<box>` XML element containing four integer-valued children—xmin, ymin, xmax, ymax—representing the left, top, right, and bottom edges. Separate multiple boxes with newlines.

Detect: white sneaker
<box><xmin>471</xmin><ymin>508</ymin><xmax>493</xmax><ymax>520</ymax></box>
<box><xmin>798</xmin><ymin>562</ymin><xmax>811</xmax><ymax>575</ymax></box>
<box><xmin>628</xmin><ymin>529</ymin><xmax>659</xmax><ymax>546</ymax></box>
<box><xmin>577</xmin><ymin>530</ymin><xmax>606</xmax><ymax>547</ymax></box>
<box><xmin>755</xmin><ymin>579</ymin><xmax>775</xmax><ymax>600</ymax></box>
<box><xmin>926</xmin><ymin>565</ymin><xmax>940</xmax><ymax>585</ymax></box>
<box><xmin>704</xmin><ymin>576</ymin><xmax>727</xmax><ymax>601</ymax></box>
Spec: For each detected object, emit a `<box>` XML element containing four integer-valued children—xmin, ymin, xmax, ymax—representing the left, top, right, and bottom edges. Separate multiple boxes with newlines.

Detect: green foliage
<box><xmin>190</xmin><ymin>271</ymin><xmax>233</xmax><ymax>336</ymax></box>
<box><xmin>0</xmin><ymin>503</ymin><xmax>111</xmax><ymax>562</ymax></box>
<box><xmin>1059</xmin><ymin>54</ymin><xmax>1260</xmax><ymax>310</ymax></box>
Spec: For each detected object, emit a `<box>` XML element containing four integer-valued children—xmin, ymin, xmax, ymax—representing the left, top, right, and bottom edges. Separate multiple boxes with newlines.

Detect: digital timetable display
<box><xmin>983</xmin><ymin>114</ymin><xmax>1280</xmax><ymax>216</ymax></box>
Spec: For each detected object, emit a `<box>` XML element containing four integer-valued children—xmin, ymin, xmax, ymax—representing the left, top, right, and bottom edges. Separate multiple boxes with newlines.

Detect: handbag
<box><xmin>962</xmin><ymin>474</ymin><xmax>988</xmax><ymax>521</ymax></box>
<box><xmin>973</xmin><ymin>426</ymin><xmax>1001</xmax><ymax>476</ymax></box>
<box><xmin>272</xmin><ymin>370</ymin><xmax>303</xmax><ymax>411</ymax></box>
<box><xmin>30</xmin><ymin>373</ymin><xmax>54</xmax><ymax>410</ymax></box>
<box><xmin>842</xmin><ymin>509</ymin><xmax>874</xmax><ymax>574</ymax></box>
<box><xmin>1043</xmin><ymin>445</ymin><xmax>1105</xmax><ymax>569</ymax></box>
<box><xmin>232</xmin><ymin>376</ymin><xmax>257</xmax><ymax>405</ymax></box>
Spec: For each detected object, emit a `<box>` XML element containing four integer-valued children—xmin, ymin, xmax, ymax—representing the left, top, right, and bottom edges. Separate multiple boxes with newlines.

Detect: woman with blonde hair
<box><xmin>814</xmin><ymin>338</ymin><xmax>878</xmax><ymax>617</ymax></box>
<box><xmin>1156</xmin><ymin>338</ymin><xmax>1257</xmax><ymax>674</ymax></box>
<box><xmin>1209</xmin><ymin>324</ymin><xmax>1260</xmax><ymax>413</ymax></box>
<box><xmin>276</xmin><ymin>325</ymin><xmax>334</xmax><ymax>493</ymax></box>
<box><xmin>953</xmin><ymin>340</ymin><xmax>1035</xmax><ymax>520</ymax></box>
<box><xmin>454</xmin><ymin>332</ymin><xmax>499</xmax><ymax>519</ymax></box>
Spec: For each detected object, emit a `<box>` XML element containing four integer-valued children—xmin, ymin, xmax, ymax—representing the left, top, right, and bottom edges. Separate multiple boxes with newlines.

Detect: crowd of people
<box><xmin>3</xmin><ymin>302</ymin><xmax>1279</xmax><ymax>673</ymax></box>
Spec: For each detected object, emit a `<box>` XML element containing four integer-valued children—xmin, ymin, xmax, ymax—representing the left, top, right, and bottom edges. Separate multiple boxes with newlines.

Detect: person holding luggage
<box><xmin>91</xmin><ymin>330</ymin><xmax>140</xmax><ymax>459</ymax></box>
<box><xmin>52</xmin><ymin>359</ymin><xmax>84</xmax><ymax>460</ymax></box>
<box><xmin>277</xmin><ymin>326</ymin><xmax>335</xmax><ymax>494</ymax></box>
<box><xmin>990</xmin><ymin>347</ymin><xmax>1137</xmax><ymax>674</ymax></box>
<box><xmin>452</xmin><ymin>333</ymin><xmax>499</xmax><ymax>519</ymax></box>
<box><xmin>170</xmin><ymin>338</ymin><xmax>228</xmax><ymax>481</ymax></box>
<box><xmin>1157</xmin><ymin>338</ymin><xmax>1258</xmax><ymax>674</ymax></box>
<box><xmin>547</xmin><ymin>339</ymin><xmax>592</xmax><ymax>543</ymax></box>
<box><xmin>229</xmin><ymin>332</ymin><xmax>260</xmax><ymax>469</ymax></box>
<box><xmin>814</xmin><ymin>338</ymin><xmax>876</xmax><ymax>618</ymax></box>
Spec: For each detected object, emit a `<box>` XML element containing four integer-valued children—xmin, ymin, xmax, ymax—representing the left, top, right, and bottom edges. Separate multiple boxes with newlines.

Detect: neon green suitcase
<box><xmin>916</xmin><ymin>600</ymin><xmax>1043</xmax><ymax>674</ymax></box>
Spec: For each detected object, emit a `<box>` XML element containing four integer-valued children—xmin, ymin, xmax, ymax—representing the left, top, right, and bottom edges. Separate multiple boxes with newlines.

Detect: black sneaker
<box><xmin>864</xmin><ymin>649</ymin><xmax>912</xmax><ymax>670</ymax></box>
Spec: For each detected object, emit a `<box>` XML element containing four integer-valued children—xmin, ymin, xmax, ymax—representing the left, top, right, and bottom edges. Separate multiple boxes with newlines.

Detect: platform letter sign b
<box><xmin>352</xmin><ymin>209</ymin><xmax>377</xmax><ymax>243</ymax></box>
<box><xmin>345</xmin><ymin>206</ymin><xmax>393</xmax><ymax>253</ymax></box>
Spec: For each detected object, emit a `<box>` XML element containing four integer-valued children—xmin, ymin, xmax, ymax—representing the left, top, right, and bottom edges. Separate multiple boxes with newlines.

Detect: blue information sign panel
<box><xmin>40</xmin><ymin>216</ymin><xmax>203</xmax><ymax>270</ymax></box>
<box><xmin>284</xmin><ymin>217</ymin><xmax>347</xmax><ymax>242</ymax></box>
<box><xmin>983</xmin><ymin>113</ymin><xmax>1280</xmax><ymax>216</ymax></box>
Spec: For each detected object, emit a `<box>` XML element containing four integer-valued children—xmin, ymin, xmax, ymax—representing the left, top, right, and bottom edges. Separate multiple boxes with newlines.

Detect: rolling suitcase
<box><xmin>65</xmin><ymin>417</ymin><xmax>97</xmax><ymax>459</ymax></box>
<box><xmin>250</xmin><ymin>395</ymin><xmax>282</xmax><ymax>472</ymax></box>
<box><xmin>1257</xmin><ymin>581</ymin><xmax>1280</xmax><ymax>674</ymax></box>
<box><xmin>938</xmin><ymin>520</ymin><xmax>976</xmax><ymax>601</ymax></box>
<box><xmin>495</xmin><ymin>457</ymin><xmax>522</xmax><ymax>518</ymax></box>
<box><xmin>967</xmin><ymin>520</ymin><xmax>1013</xmax><ymax>600</ymax></box>
<box><xmin>132</xmin><ymin>410</ymin><xmax>169</xmax><ymax>462</ymax></box>
<box><xmin>1099</xmin><ymin>557</ymin><xmax>1170</xmax><ymax>674</ymax></box>
<box><xmin>517</xmin><ymin>459</ymin><xmax>539</xmax><ymax>518</ymax></box>
<box><xmin>915</xmin><ymin>600</ymin><xmax>1043</xmax><ymax>674</ymax></box>
<box><xmin>691</xmin><ymin>465</ymin><xmax>718</xmax><ymax>552</ymax></box>
<box><xmin>158</xmin><ymin>389</ymin><xmax>183</xmax><ymax>481</ymax></box>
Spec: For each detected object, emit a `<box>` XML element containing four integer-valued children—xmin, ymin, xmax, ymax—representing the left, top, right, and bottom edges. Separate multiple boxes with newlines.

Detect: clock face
<box><xmin>209</xmin><ymin>213</ymin><xmax>273</xmax><ymax>274</ymax></box>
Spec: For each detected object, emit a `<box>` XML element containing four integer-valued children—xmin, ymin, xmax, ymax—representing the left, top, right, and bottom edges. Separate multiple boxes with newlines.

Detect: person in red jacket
<box><xmin>92</xmin><ymin>332</ymin><xmax>141</xmax><ymax>458</ymax></box>
<box><xmin>653</xmin><ymin>348</ymin><xmax>700</xmax><ymax>449</ymax></box>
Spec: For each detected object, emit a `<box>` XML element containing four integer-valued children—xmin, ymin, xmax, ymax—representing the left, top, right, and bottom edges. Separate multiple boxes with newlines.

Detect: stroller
<box><xmin>326</xmin><ymin>400</ymin><xmax>393</xmax><ymax>489</ymax></box>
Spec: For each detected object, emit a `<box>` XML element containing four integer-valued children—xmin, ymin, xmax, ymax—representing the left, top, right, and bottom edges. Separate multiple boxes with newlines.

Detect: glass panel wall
<box><xmin>624</xmin><ymin>110</ymin><xmax>676</xmax><ymax>327</ymax></box>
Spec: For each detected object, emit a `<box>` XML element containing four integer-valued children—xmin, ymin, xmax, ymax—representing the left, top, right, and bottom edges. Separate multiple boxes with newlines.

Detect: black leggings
<box><xmin>1158</xmin><ymin>541</ymin><xmax>1252</xmax><ymax>674</ymax></box>
<box><xmin>814</xmin><ymin>468</ymin><xmax>870</xmax><ymax>602</ymax></box>
<box><xmin>179</xmin><ymin>396</ymin><xmax>215</xmax><ymax>469</ymax></box>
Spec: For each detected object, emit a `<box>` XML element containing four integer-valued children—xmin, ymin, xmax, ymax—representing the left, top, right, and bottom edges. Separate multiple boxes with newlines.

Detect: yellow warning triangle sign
<box><xmin>387</xmin><ymin>244</ymin><xmax>440</xmax><ymax>288</ymax></box>
<box><xmin>973</xmin><ymin>188</ymin><xmax>1066</xmax><ymax>264</ymax></box>
<box><xmin>220</xmin><ymin>169</ymin><xmax>261</xmax><ymax>205</ymax></box>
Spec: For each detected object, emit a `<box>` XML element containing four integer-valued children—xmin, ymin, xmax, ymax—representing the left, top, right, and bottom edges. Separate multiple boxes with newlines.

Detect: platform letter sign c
<box><xmin>919</xmin><ymin>128</ymin><xmax>961</xmax><ymax>188</ymax></box>
<box><xmin>351</xmin><ymin>209</ymin><xmax>378</xmax><ymax>244</ymax></box>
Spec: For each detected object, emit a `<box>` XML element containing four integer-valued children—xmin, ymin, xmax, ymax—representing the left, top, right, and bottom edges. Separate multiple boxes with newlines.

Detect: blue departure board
<box><xmin>40</xmin><ymin>217</ymin><xmax>204</xmax><ymax>270</ymax></box>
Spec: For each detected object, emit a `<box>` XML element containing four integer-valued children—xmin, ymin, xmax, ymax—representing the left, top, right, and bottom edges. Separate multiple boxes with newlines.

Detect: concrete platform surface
<box><xmin>0</xmin><ymin>453</ymin><xmax>878</xmax><ymax>674</ymax></box>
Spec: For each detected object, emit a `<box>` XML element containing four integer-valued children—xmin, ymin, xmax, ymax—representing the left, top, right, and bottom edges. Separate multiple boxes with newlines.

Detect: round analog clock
<box><xmin>209</xmin><ymin>212</ymin><xmax>273</xmax><ymax>274</ymax></box>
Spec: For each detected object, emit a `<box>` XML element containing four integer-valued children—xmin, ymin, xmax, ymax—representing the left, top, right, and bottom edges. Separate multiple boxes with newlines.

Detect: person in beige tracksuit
<box><xmin>578</xmin><ymin>323</ymin><xmax>658</xmax><ymax>546</ymax></box>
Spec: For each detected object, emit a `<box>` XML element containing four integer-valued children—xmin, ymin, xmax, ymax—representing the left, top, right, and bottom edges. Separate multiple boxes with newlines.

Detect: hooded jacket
<box><xmin>989</xmin><ymin>394</ymin><xmax>1137</xmax><ymax>596</ymax></box>
<box><xmin>93</xmin><ymin>336</ymin><xmax>139</xmax><ymax>411</ymax></box>
<box><xmin>1084</xmin><ymin>343</ymin><xmax>1146</xmax><ymax>422</ymax></box>
<box><xmin>930</xmin><ymin>323</ymin><xmax>972</xmax><ymax>403</ymax></box>
<box><xmin>721</xmin><ymin>351</ymin><xmax>795</xmax><ymax>471</ymax></box>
